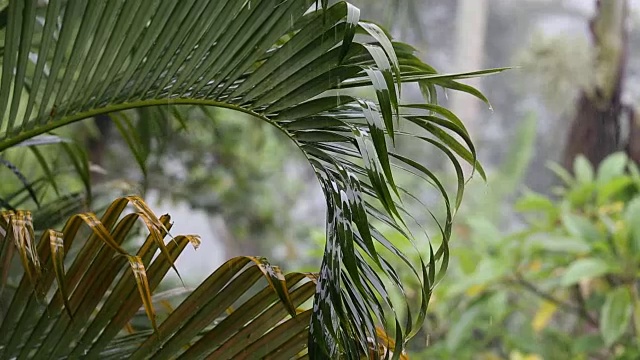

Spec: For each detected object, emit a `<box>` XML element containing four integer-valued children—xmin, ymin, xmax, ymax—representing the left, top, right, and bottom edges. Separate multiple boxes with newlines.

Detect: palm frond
<box><xmin>0</xmin><ymin>197</ymin><xmax>321</xmax><ymax>359</ymax></box>
<box><xmin>0</xmin><ymin>0</ymin><xmax>504</xmax><ymax>358</ymax></box>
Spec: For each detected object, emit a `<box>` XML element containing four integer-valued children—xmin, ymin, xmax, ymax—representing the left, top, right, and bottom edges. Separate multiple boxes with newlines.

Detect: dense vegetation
<box><xmin>0</xmin><ymin>1</ymin><xmax>497</xmax><ymax>359</ymax></box>
<box><xmin>2</xmin><ymin>0</ymin><xmax>636</xmax><ymax>359</ymax></box>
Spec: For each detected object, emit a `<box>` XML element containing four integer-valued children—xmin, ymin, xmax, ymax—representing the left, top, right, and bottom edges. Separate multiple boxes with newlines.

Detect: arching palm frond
<box><xmin>0</xmin><ymin>197</ymin><xmax>316</xmax><ymax>360</ymax></box>
<box><xmin>0</xmin><ymin>0</ymin><xmax>503</xmax><ymax>358</ymax></box>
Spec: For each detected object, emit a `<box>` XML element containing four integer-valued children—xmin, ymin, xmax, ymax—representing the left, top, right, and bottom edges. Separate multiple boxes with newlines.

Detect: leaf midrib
<box><xmin>0</xmin><ymin>99</ymin><xmax>281</xmax><ymax>152</ymax></box>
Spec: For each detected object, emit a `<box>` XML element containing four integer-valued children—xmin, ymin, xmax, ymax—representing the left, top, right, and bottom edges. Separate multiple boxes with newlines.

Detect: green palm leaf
<box><xmin>0</xmin><ymin>0</ymin><xmax>503</xmax><ymax>358</ymax></box>
<box><xmin>0</xmin><ymin>197</ymin><xmax>315</xmax><ymax>360</ymax></box>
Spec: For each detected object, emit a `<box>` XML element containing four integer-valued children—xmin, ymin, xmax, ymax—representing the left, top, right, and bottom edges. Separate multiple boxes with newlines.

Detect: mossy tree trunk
<box><xmin>563</xmin><ymin>0</ymin><xmax>635</xmax><ymax>169</ymax></box>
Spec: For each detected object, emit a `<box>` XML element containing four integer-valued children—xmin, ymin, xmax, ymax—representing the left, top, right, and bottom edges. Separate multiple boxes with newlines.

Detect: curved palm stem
<box><xmin>0</xmin><ymin>99</ymin><xmax>276</xmax><ymax>151</ymax></box>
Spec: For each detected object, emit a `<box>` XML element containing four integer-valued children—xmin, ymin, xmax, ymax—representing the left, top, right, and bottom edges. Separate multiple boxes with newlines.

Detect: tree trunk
<box><xmin>450</xmin><ymin>0</ymin><xmax>488</xmax><ymax>139</ymax></box>
<box><xmin>86</xmin><ymin>114</ymin><xmax>113</xmax><ymax>183</ymax></box>
<box><xmin>626</xmin><ymin>107</ymin><xmax>640</xmax><ymax>162</ymax></box>
<box><xmin>563</xmin><ymin>0</ymin><xmax>630</xmax><ymax>169</ymax></box>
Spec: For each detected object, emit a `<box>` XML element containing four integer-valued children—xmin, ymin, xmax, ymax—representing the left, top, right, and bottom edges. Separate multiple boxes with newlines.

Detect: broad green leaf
<box><xmin>625</xmin><ymin>196</ymin><xmax>640</xmax><ymax>254</ymax></box>
<box><xmin>566</xmin><ymin>182</ymin><xmax>597</xmax><ymax>207</ymax></box>
<box><xmin>598</xmin><ymin>176</ymin><xmax>633</xmax><ymax>204</ymax></box>
<box><xmin>515</xmin><ymin>192</ymin><xmax>556</xmax><ymax>214</ymax></box>
<box><xmin>600</xmin><ymin>287</ymin><xmax>632</xmax><ymax>346</ymax></box>
<box><xmin>561</xmin><ymin>258</ymin><xmax>612</xmax><ymax>286</ymax></box>
<box><xmin>562</xmin><ymin>212</ymin><xmax>601</xmax><ymax>243</ymax></box>
<box><xmin>572</xmin><ymin>334</ymin><xmax>605</xmax><ymax>353</ymax></box>
<box><xmin>573</xmin><ymin>155</ymin><xmax>594</xmax><ymax>184</ymax></box>
<box><xmin>530</xmin><ymin>236</ymin><xmax>590</xmax><ymax>254</ymax></box>
<box><xmin>596</xmin><ymin>152</ymin><xmax>628</xmax><ymax>184</ymax></box>
<box><xmin>547</xmin><ymin>161</ymin><xmax>575</xmax><ymax>186</ymax></box>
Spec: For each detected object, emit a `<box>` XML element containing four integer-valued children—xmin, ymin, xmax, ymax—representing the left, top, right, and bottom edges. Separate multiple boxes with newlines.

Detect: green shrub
<box><xmin>416</xmin><ymin>152</ymin><xmax>640</xmax><ymax>359</ymax></box>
